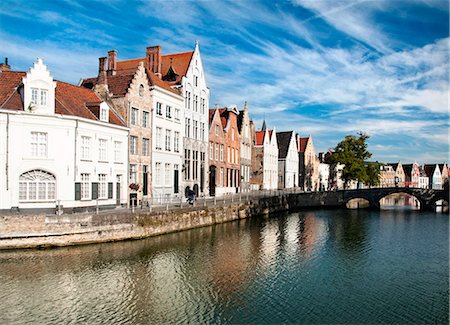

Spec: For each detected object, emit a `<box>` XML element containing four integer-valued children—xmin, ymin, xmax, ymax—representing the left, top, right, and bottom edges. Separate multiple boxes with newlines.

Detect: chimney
<box><xmin>146</xmin><ymin>46</ymin><xmax>162</xmax><ymax>78</ymax></box>
<box><xmin>107</xmin><ymin>50</ymin><xmax>117</xmax><ymax>76</ymax></box>
<box><xmin>0</xmin><ymin>57</ymin><xmax>11</xmax><ymax>72</ymax></box>
<box><xmin>97</xmin><ymin>57</ymin><xmax>107</xmax><ymax>85</ymax></box>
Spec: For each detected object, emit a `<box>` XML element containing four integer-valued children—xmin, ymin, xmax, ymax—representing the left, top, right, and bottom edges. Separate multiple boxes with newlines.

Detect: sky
<box><xmin>1</xmin><ymin>0</ymin><xmax>449</xmax><ymax>163</ymax></box>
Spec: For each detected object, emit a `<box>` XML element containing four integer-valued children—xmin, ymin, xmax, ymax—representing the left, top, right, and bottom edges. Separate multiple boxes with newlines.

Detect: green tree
<box><xmin>326</xmin><ymin>133</ymin><xmax>380</xmax><ymax>188</ymax></box>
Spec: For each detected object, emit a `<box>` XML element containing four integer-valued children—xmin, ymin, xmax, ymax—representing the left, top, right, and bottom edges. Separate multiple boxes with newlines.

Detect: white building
<box><xmin>151</xmin><ymin>82</ymin><xmax>184</xmax><ymax>202</ymax></box>
<box><xmin>238</xmin><ymin>102</ymin><xmax>253</xmax><ymax>192</ymax></box>
<box><xmin>254</xmin><ymin>127</ymin><xmax>278</xmax><ymax>190</ymax></box>
<box><xmin>0</xmin><ymin>59</ymin><xmax>128</xmax><ymax>212</ymax></box>
<box><xmin>319</xmin><ymin>163</ymin><xmax>330</xmax><ymax>191</ymax></box>
<box><xmin>424</xmin><ymin>164</ymin><xmax>442</xmax><ymax>189</ymax></box>
<box><xmin>276</xmin><ymin>131</ymin><xmax>298</xmax><ymax>189</ymax></box>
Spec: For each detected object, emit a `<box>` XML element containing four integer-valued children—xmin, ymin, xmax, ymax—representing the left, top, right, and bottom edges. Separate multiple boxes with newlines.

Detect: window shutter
<box><xmin>75</xmin><ymin>183</ymin><xmax>81</xmax><ymax>200</ymax></box>
<box><xmin>108</xmin><ymin>182</ymin><xmax>113</xmax><ymax>199</ymax></box>
<box><xmin>92</xmin><ymin>183</ymin><xmax>99</xmax><ymax>199</ymax></box>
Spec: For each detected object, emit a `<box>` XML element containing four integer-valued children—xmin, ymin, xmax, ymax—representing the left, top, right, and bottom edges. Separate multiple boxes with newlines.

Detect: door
<box><xmin>209</xmin><ymin>165</ymin><xmax>216</xmax><ymax>196</ymax></box>
<box><xmin>174</xmin><ymin>169</ymin><xmax>179</xmax><ymax>194</ymax></box>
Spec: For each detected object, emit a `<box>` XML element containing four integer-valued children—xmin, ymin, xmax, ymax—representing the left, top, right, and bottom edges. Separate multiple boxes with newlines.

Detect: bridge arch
<box><xmin>378</xmin><ymin>191</ymin><xmax>421</xmax><ymax>210</ymax></box>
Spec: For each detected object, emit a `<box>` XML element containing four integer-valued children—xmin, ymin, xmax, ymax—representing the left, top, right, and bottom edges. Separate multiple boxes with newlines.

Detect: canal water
<box><xmin>0</xmin><ymin>208</ymin><xmax>448</xmax><ymax>324</ymax></box>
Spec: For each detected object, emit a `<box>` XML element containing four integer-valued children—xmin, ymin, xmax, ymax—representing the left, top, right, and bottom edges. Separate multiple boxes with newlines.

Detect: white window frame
<box><xmin>81</xmin><ymin>136</ymin><xmax>91</xmax><ymax>160</ymax></box>
<box><xmin>130</xmin><ymin>136</ymin><xmax>138</xmax><ymax>155</ymax></box>
<box><xmin>142</xmin><ymin>111</ymin><xmax>149</xmax><ymax>128</ymax></box>
<box><xmin>99</xmin><ymin>138</ymin><xmax>107</xmax><ymax>161</ymax></box>
<box><xmin>142</xmin><ymin>138</ymin><xmax>150</xmax><ymax>156</ymax></box>
<box><xmin>114</xmin><ymin>141</ymin><xmax>122</xmax><ymax>162</ymax></box>
<box><xmin>98</xmin><ymin>174</ymin><xmax>107</xmax><ymax>199</ymax></box>
<box><xmin>174</xmin><ymin>131</ymin><xmax>180</xmax><ymax>153</ymax></box>
<box><xmin>156</xmin><ymin>127</ymin><xmax>162</xmax><ymax>150</ymax></box>
<box><xmin>165</xmin><ymin>130</ymin><xmax>171</xmax><ymax>151</ymax></box>
<box><xmin>131</xmin><ymin>108</ymin><xmax>139</xmax><ymax>125</ymax></box>
<box><xmin>31</xmin><ymin>131</ymin><xmax>47</xmax><ymax>158</ymax></box>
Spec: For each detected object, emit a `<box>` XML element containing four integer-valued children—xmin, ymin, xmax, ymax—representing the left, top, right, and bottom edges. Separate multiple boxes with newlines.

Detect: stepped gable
<box><xmin>0</xmin><ymin>71</ymin><xmax>124</xmax><ymax>126</ymax></box>
<box><xmin>276</xmin><ymin>131</ymin><xmax>293</xmax><ymax>159</ymax></box>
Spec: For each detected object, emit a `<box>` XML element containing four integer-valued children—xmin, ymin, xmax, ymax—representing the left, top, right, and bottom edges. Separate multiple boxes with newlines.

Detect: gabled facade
<box><xmin>380</xmin><ymin>164</ymin><xmax>395</xmax><ymax>187</ymax></box>
<box><xmin>0</xmin><ymin>59</ymin><xmax>128</xmax><ymax>212</ymax></box>
<box><xmin>387</xmin><ymin>162</ymin><xmax>405</xmax><ymax>187</ymax></box>
<box><xmin>252</xmin><ymin>124</ymin><xmax>278</xmax><ymax>190</ymax></box>
<box><xmin>238</xmin><ymin>102</ymin><xmax>252</xmax><ymax>192</ymax></box>
<box><xmin>423</xmin><ymin>164</ymin><xmax>442</xmax><ymax>189</ymax></box>
<box><xmin>403</xmin><ymin>162</ymin><xmax>420</xmax><ymax>187</ymax></box>
<box><xmin>298</xmin><ymin>135</ymin><xmax>320</xmax><ymax>191</ymax></box>
<box><xmin>276</xmin><ymin>131</ymin><xmax>298</xmax><ymax>189</ymax></box>
<box><xmin>220</xmin><ymin>106</ymin><xmax>241</xmax><ymax>194</ymax></box>
<box><xmin>438</xmin><ymin>163</ymin><xmax>448</xmax><ymax>188</ymax></box>
<box><xmin>208</xmin><ymin>108</ymin><xmax>226</xmax><ymax>196</ymax></box>
<box><xmin>418</xmin><ymin>166</ymin><xmax>429</xmax><ymax>189</ymax></box>
<box><xmin>82</xmin><ymin>48</ymin><xmax>184</xmax><ymax>205</ymax></box>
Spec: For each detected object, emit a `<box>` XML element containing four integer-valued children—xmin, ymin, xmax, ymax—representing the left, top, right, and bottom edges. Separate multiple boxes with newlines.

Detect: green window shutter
<box><xmin>92</xmin><ymin>183</ymin><xmax>99</xmax><ymax>199</ymax></box>
<box><xmin>108</xmin><ymin>182</ymin><xmax>113</xmax><ymax>199</ymax></box>
<box><xmin>75</xmin><ymin>183</ymin><xmax>81</xmax><ymax>200</ymax></box>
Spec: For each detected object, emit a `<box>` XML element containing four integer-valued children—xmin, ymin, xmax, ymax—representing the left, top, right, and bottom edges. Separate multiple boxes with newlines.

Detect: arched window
<box><xmin>19</xmin><ymin>170</ymin><xmax>56</xmax><ymax>201</ymax></box>
<box><xmin>139</xmin><ymin>84</ymin><xmax>144</xmax><ymax>97</ymax></box>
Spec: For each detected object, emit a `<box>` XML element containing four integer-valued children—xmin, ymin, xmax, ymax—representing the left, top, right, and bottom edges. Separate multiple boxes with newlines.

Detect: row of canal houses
<box><xmin>379</xmin><ymin>162</ymin><xmax>448</xmax><ymax>190</ymax></box>
<box><xmin>0</xmin><ymin>43</ymin><xmax>322</xmax><ymax>212</ymax></box>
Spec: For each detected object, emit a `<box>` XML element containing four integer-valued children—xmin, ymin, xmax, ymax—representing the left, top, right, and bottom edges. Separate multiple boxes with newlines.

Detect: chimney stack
<box><xmin>97</xmin><ymin>57</ymin><xmax>107</xmax><ymax>85</ymax></box>
<box><xmin>146</xmin><ymin>46</ymin><xmax>162</xmax><ymax>78</ymax></box>
<box><xmin>0</xmin><ymin>57</ymin><xmax>11</xmax><ymax>72</ymax></box>
<box><xmin>107</xmin><ymin>50</ymin><xmax>117</xmax><ymax>76</ymax></box>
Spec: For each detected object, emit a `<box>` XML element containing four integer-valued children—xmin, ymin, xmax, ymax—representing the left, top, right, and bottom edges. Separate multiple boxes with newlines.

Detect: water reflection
<box><xmin>380</xmin><ymin>193</ymin><xmax>420</xmax><ymax>210</ymax></box>
<box><xmin>0</xmin><ymin>209</ymin><xmax>447</xmax><ymax>324</ymax></box>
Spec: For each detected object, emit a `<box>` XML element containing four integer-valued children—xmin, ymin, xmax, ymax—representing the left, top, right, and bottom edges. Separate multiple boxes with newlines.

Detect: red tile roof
<box><xmin>0</xmin><ymin>71</ymin><xmax>125</xmax><ymax>126</ymax></box>
<box><xmin>255</xmin><ymin>130</ymin><xmax>265</xmax><ymax>146</ymax></box>
<box><xmin>161</xmin><ymin>51</ymin><xmax>194</xmax><ymax>84</ymax></box>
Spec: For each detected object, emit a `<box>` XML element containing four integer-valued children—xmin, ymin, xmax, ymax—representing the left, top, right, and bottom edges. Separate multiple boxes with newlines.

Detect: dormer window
<box><xmin>100</xmin><ymin>107</ymin><xmax>108</xmax><ymax>121</ymax></box>
<box><xmin>30</xmin><ymin>88</ymin><xmax>47</xmax><ymax>106</ymax></box>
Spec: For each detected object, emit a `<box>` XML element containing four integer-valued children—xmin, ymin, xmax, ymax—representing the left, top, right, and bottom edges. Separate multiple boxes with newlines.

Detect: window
<box><xmin>228</xmin><ymin>147</ymin><xmax>231</xmax><ymax>163</ymax></box>
<box><xmin>142</xmin><ymin>111</ymin><xmax>149</xmax><ymax>128</ymax></box>
<box><xmin>156</xmin><ymin>102</ymin><xmax>162</xmax><ymax>116</ymax></box>
<box><xmin>130</xmin><ymin>136</ymin><xmax>137</xmax><ymax>155</ymax></box>
<box><xmin>81</xmin><ymin>136</ymin><xmax>90</xmax><ymax>160</ymax></box>
<box><xmin>81</xmin><ymin>173</ymin><xmax>90</xmax><ymax>199</ymax></box>
<box><xmin>210</xmin><ymin>142</ymin><xmax>214</xmax><ymax>160</ymax></box>
<box><xmin>193</xmin><ymin>120</ymin><xmax>198</xmax><ymax>140</ymax></box>
<box><xmin>19</xmin><ymin>170</ymin><xmax>56</xmax><ymax>202</ymax></box>
<box><xmin>100</xmin><ymin>107</ymin><xmax>108</xmax><ymax>121</ymax></box>
<box><xmin>201</xmin><ymin>98</ymin><xmax>205</xmax><ymax>114</ymax></box>
<box><xmin>194</xmin><ymin>95</ymin><xmax>198</xmax><ymax>112</ymax></box>
<box><xmin>156</xmin><ymin>127</ymin><xmax>162</xmax><ymax>150</ymax></box>
<box><xmin>40</xmin><ymin>90</ymin><xmax>47</xmax><ymax>106</ymax></box>
<box><xmin>165</xmin><ymin>163</ymin><xmax>171</xmax><ymax>185</ymax></box>
<box><xmin>129</xmin><ymin>164</ymin><xmax>137</xmax><ymax>183</ymax></box>
<box><xmin>165</xmin><ymin>130</ymin><xmax>171</xmax><ymax>151</ymax></box>
<box><xmin>99</xmin><ymin>174</ymin><xmax>107</xmax><ymax>199</ymax></box>
<box><xmin>166</xmin><ymin>105</ymin><xmax>172</xmax><ymax>118</ymax></box>
<box><xmin>194</xmin><ymin>76</ymin><xmax>198</xmax><ymax>87</ymax></box>
<box><xmin>99</xmin><ymin>139</ymin><xmax>107</xmax><ymax>161</ymax></box>
<box><xmin>114</xmin><ymin>141</ymin><xmax>122</xmax><ymax>161</ymax></box>
<box><xmin>31</xmin><ymin>88</ymin><xmax>38</xmax><ymax>105</ymax></box>
<box><xmin>186</xmin><ymin>118</ymin><xmax>191</xmax><ymax>138</ymax></box>
<box><xmin>131</xmin><ymin>108</ymin><xmax>139</xmax><ymax>125</ymax></box>
<box><xmin>142</xmin><ymin>138</ymin><xmax>150</xmax><ymax>156</ymax></box>
<box><xmin>220</xmin><ymin>168</ymin><xmax>224</xmax><ymax>187</ymax></box>
<box><xmin>200</xmin><ymin>122</ymin><xmax>205</xmax><ymax>141</ymax></box>
<box><xmin>155</xmin><ymin>162</ymin><xmax>161</xmax><ymax>185</ymax></box>
<box><xmin>215</xmin><ymin>143</ymin><xmax>219</xmax><ymax>161</ymax></box>
<box><xmin>175</xmin><ymin>108</ymin><xmax>180</xmax><ymax>121</ymax></box>
<box><xmin>185</xmin><ymin>149</ymin><xmax>191</xmax><ymax>180</ymax></box>
<box><xmin>174</xmin><ymin>131</ymin><xmax>180</xmax><ymax>152</ymax></box>
<box><xmin>139</xmin><ymin>84</ymin><xmax>144</xmax><ymax>97</ymax></box>
<box><xmin>30</xmin><ymin>88</ymin><xmax>47</xmax><ymax>106</ymax></box>
<box><xmin>215</xmin><ymin>125</ymin><xmax>219</xmax><ymax>136</ymax></box>
<box><xmin>232</xmin><ymin>148</ymin><xmax>235</xmax><ymax>164</ymax></box>
<box><xmin>31</xmin><ymin>132</ymin><xmax>47</xmax><ymax>158</ymax></box>
<box><xmin>220</xmin><ymin>144</ymin><xmax>224</xmax><ymax>162</ymax></box>
<box><xmin>186</xmin><ymin>91</ymin><xmax>191</xmax><ymax>109</ymax></box>
<box><xmin>193</xmin><ymin>151</ymin><xmax>198</xmax><ymax>180</ymax></box>
<box><xmin>232</xmin><ymin>128</ymin><xmax>235</xmax><ymax>141</ymax></box>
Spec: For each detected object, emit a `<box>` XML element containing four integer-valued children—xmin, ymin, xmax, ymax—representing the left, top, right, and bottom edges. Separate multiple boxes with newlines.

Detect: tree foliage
<box><xmin>326</xmin><ymin>133</ymin><xmax>380</xmax><ymax>188</ymax></box>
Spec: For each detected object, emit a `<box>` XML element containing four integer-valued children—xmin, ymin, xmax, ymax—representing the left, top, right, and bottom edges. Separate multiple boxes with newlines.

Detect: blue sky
<box><xmin>1</xmin><ymin>0</ymin><xmax>449</xmax><ymax>163</ymax></box>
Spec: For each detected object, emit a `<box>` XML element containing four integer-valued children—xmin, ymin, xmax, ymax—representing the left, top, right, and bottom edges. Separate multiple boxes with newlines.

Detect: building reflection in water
<box><xmin>380</xmin><ymin>193</ymin><xmax>420</xmax><ymax>210</ymax></box>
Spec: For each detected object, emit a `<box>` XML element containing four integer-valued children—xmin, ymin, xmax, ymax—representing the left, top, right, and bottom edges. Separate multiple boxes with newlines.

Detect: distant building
<box><xmin>423</xmin><ymin>164</ymin><xmax>442</xmax><ymax>189</ymax></box>
<box><xmin>208</xmin><ymin>107</ymin><xmax>227</xmax><ymax>196</ymax></box>
<box><xmin>0</xmin><ymin>59</ymin><xmax>128</xmax><ymax>211</ymax></box>
<box><xmin>276</xmin><ymin>131</ymin><xmax>298</xmax><ymax>189</ymax></box>
<box><xmin>387</xmin><ymin>162</ymin><xmax>405</xmax><ymax>187</ymax></box>
<box><xmin>380</xmin><ymin>164</ymin><xmax>396</xmax><ymax>187</ymax></box>
<box><xmin>238</xmin><ymin>102</ymin><xmax>253</xmax><ymax>192</ymax></box>
<box><xmin>418</xmin><ymin>165</ymin><xmax>429</xmax><ymax>189</ymax></box>
<box><xmin>438</xmin><ymin>163</ymin><xmax>448</xmax><ymax>188</ymax></box>
<box><xmin>318</xmin><ymin>163</ymin><xmax>330</xmax><ymax>191</ymax></box>
<box><xmin>298</xmin><ymin>135</ymin><xmax>320</xmax><ymax>191</ymax></box>
<box><xmin>252</xmin><ymin>123</ymin><xmax>278</xmax><ymax>190</ymax></box>
<box><xmin>403</xmin><ymin>162</ymin><xmax>420</xmax><ymax>187</ymax></box>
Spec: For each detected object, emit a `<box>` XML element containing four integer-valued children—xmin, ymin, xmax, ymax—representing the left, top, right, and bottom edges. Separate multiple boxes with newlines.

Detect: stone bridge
<box><xmin>279</xmin><ymin>187</ymin><xmax>449</xmax><ymax>212</ymax></box>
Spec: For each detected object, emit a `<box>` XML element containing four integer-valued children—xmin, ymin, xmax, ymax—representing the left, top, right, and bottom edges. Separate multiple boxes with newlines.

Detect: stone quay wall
<box><xmin>0</xmin><ymin>191</ymin><xmax>351</xmax><ymax>250</ymax></box>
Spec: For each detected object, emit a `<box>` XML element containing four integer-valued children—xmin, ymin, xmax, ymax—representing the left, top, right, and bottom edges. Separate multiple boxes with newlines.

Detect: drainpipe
<box><xmin>74</xmin><ymin>119</ymin><xmax>78</xmax><ymax>182</ymax></box>
<box><xmin>6</xmin><ymin>113</ymin><xmax>9</xmax><ymax>190</ymax></box>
